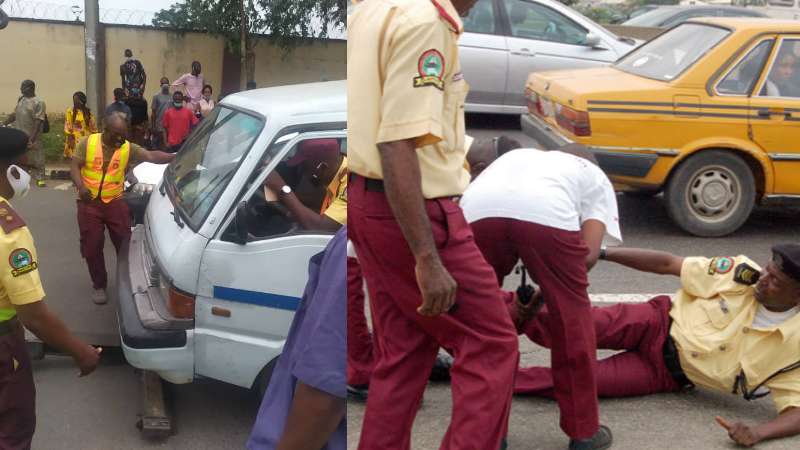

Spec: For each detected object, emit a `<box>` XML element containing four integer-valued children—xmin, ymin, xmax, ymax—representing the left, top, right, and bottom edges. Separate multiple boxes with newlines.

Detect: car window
<box><xmin>662</xmin><ymin>10</ymin><xmax>718</xmax><ymax>28</ymax></box>
<box><xmin>768</xmin><ymin>0</ymin><xmax>795</xmax><ymax>6</ymax></box>
<box><xmin>616</xmin><ymin>23</ymin><xmax>730</xmax><ymax>81</ymax></box>
<box><xmin>503</xmin><ymin>0</ymin><xmax>589</xmax><ymax>45</ymax></box>
<box><xmin>758</xmin><ymin>39</ymin><xmax>800</xmax><ymax>98</ymax></box>
<box><xmin>223</xmin><ymin>136</ymin><xmax>347</xmax><ymax>242</ymax></box>
<box><xmin>166</xmin><ymin>106</ymin><xmax>264</xmax><ymax>231</ymax></box>
<box><xmin>717</xmin><ymin>39</ymin><xmax>773</xmax><ymax>95</ymax></box>
<box><xmin>464</xmin><ymin>0</ymin><xmax>497</xmax><ymax>34</ymax></box>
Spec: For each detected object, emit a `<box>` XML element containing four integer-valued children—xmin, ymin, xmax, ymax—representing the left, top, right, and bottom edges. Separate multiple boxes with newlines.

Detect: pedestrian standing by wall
<box><xmin>3</xmin><ymin>80</ymin><xmax>47</xmax><ymax>187</ymax></box>
<box><xmin>104</xmin><ymin>89</ymin><xmax>132</xmax><ymax>126</ymax></box>
<box><xmin>0</xmin><ymin>127</ymin><xmax>101</xmax><ymax>450</ymax></box>
<box><xmin>172</xmin><ymin>61</ymin><xmax>204</xmax><ymax>111</ymax></box>
<box><xmin>347</xmin><ymin>1</ymin><xmax>519</xmax><ymax>449</ymax></box>
<box><xmin>120</xmin><ymin>49</ymin><xmax>146</xmax><ymax>98</ymax></box>
<box><xmin>197</xmin><ymin>85</ymin><xmax>215</xmax><ymax>119</ymax></box>
<box><xmin>162</xmin><ymin>92</ymin><xmax>199</xmax><ymax>153</ymax></box>
<box><xmin>150</xmin><ymin>78</ymin><xmax>172</xmax><ymax>150</ymax></box>
<box><xmin>69</xmin><ymin>112</ymin><xmax>175</xmax><ymax>305</ymax></box>
<box><xmin>64</xmin><ymin>91</ymin><xmax>97</xmax><ymax>160</ymax></box>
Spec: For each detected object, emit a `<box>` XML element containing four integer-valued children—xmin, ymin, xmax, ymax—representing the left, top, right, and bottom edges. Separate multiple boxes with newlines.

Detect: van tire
<box><xmin>665</xmin><ymin>150</ymin><xmax>755</xmax><ymax>237</ymax></box>
<box><xmin>255</xmin><ymin>357</ymin><xmax>279</xmax><ymax>399</ymax></box>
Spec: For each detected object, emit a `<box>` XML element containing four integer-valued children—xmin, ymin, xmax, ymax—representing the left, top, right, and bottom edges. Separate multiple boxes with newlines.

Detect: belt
<box><xmin>0</xmin><ymin>316</ymin><xmax>20</xmax><ymax>336</ymax></box>
<box><xmin>356</xmin><ymin>175</ymin><xmax>462</xmax><ymax>202</ymax></box>
<box><xmin>662</xmin><ymin>320</ymin><xmax>695</xmax><ymax>390</ymax></box>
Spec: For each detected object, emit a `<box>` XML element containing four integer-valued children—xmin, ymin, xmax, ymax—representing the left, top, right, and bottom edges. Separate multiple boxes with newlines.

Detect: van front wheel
<box><xmin>665</xmin><ymin>150</ymin><xmax>755</xmax><ymax>237</ymax></box>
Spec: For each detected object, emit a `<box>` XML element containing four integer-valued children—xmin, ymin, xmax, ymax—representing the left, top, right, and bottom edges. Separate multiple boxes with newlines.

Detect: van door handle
<box><xmin>757</xmin><ymin>109</ymin><xmax>791</xmax><ymax>118</ymax></box>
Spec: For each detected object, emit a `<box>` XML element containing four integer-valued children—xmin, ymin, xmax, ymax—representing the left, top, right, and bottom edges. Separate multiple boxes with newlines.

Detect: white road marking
<box><xmin>54</xmin><ymin>183</ymin><xmax>72</xmax><ymax>191</ymax></box>
<box><xmin>590</xmin><ymin>293</ymin><xmax>672</xmax><ymax>304</ymax></box>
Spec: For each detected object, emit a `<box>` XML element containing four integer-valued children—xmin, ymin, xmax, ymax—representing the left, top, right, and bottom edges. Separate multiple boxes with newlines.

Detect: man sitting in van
<box><xmin>263</xmin><ymin>138</ymin><xmax>346</xmax><ymax>231</ymax></box>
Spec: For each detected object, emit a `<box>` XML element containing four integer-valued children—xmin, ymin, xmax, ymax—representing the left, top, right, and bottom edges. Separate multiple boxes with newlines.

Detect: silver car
<box><xmin>461</xmin><ymin>0</ymin><xmax>639</xmax><ymax>114</ymax></box>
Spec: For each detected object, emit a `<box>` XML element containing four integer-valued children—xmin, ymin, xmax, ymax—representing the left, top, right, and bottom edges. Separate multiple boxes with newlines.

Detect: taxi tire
<box><xmin>665</xmin><ymin>150</ymin><xmax>755</xmax><ymax>237</ymax></box>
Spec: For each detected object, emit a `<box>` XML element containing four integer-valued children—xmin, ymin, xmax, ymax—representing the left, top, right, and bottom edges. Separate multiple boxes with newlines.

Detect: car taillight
<box><xmin>168</xmin><ymin>286</ymin><xmax>195</xmax><ymax>319</ymax></box>
<box><xmin>526</xmin><ymin>88</ymin><xmax>544</xmax><ymax>116</ymax></box>
<box><xmin>556</xmin><ymin>105</ymin><xmax>591</xmax><ymax>137</ymax></box>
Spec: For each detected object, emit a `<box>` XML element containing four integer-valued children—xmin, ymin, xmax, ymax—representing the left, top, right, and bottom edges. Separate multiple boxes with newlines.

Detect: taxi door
<box><xmin>192</xmin><ymin>131</ymin><xmax>345</xmax><ymax>390</ymax></box>
<box><xmin>749</xmin><ymin>35</ymin><xmax>800</xmax><ymax>195</ymax></box>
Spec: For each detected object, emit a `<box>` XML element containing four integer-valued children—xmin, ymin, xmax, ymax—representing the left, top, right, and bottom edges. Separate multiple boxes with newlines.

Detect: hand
<box><xmin>78</xmin><ymin>186</ymin><xmax>92</xmax><ymax>202</ymax></box>
<box><xmin>716</xmin><ymin>416</ymin><xmax>762</xmax><ymax>447</ymax></box>
<box><xmin>415</xmin><ymin>256</ymin><xmax>457</xmax><ymax>316</ymax></box>
<box><xmin>74</xmin><ymin>345</ymin><xmax>102</xmax><ymax>377</ymax></box>
<box><xmin>264</xmin><ymin>171</ymin><xmax>286</xmax><ymax>193</ymax></box>
<box><xmin>67</xmin><ymin>135</ymin><xmax>75</xmax><ymax>147</ymax></box>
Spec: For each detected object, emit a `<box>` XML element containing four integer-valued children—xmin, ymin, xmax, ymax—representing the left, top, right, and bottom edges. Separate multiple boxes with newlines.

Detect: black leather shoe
<box><xmin>569</xmin><ymin>425</ymin><xmax>612</xmax><ymax>450</ymax></box>
<box><xmin>429</xmin><ymin>353</ymin><xmax>454</xmax><ymax>382</ymax></box>
<box><xmin>347</xmin><ymin>384</ymin><xmax>369</xmax><ymax>402</ymax></box>
<box><xmin>499</xmin><ymin>437</ymin><xmax>508</xmax><ymax>450</ymax></box>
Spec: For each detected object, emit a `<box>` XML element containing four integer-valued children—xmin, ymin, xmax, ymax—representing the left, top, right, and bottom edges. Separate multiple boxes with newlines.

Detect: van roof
<box><xmin>220</xmin><ymin>80</ymin><xmax>346</xmax><ymax>124</ymax></box>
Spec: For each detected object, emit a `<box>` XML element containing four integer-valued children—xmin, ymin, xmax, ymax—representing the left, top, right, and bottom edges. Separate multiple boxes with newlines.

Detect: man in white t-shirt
<box><xmin>460</xmin><ymin>145</ymin><xmax>620</xmax><ymax>449</ymax></box>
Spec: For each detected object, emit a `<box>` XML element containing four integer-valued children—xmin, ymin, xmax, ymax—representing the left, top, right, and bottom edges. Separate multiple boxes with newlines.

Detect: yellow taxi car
<box><xmin>522</xmin><ymin>18</ymin><xmax>800</xmax><ymax>236</ymax></box>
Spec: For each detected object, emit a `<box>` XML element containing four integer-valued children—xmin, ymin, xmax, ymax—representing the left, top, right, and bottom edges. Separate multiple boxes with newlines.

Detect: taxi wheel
<box><xmin>665</xmin><ymin>150</ymin><xmax>755</xmax><ymax>237</ymax></box>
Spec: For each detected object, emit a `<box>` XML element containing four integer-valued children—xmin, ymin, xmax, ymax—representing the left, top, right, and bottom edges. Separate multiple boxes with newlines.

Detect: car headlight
<box><xmin>133</xmin><ymin>183</ymin><xmax>155</xmax><ymax>195</ymax></box>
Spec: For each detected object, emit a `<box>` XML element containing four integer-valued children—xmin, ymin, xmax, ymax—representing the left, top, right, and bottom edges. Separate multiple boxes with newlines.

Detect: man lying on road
<box><xmin>511</xmin><ymin>244</ymin><xmax>800</xmax><ymax>448</ymax></box>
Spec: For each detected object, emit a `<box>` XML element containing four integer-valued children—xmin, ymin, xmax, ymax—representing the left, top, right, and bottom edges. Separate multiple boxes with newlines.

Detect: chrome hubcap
<box><xmin>687</xmin><ymin>167</ymin><xmax>739</xmax><ymax>222</ymax></box>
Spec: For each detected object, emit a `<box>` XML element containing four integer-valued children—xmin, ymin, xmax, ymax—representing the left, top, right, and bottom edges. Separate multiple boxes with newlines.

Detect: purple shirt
<box><xmin>172</xmin><ymin>73</ymin><xmax>205</xmax><ymax>107</ymax></box>
<box><xmin>247</xmin><ymin>227</ymin><xmax>346</xmax><ymax>450</ymax></box>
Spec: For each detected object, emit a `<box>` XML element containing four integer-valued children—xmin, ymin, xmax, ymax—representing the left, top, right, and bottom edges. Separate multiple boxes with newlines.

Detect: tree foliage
<box><xmin>152</xmin><ymin>0</ymin><xmax>346</xmax><ymax>53</ymax></box>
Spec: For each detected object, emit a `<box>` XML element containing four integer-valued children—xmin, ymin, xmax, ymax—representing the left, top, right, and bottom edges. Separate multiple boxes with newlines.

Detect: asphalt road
<box><xmin>16</xmin><ymin>185</ymin><xmax>258</xmax><ymax>450</ymax></box>
<box><xmin>346</xmin><ymin>114</ymin><xmax>800</xmax><ymax>450</ymax></box>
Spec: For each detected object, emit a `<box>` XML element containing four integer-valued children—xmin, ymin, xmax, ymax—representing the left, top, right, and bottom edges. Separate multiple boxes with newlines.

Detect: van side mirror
<box><xmin>233</xmin><ymin>202</ymin><xmax>249</xmax><ymax>245</ymax></box>
<box><xmin>0</xmin><ymin>8</ymin><xmax>9</xmax><ymax>31</ymax></box>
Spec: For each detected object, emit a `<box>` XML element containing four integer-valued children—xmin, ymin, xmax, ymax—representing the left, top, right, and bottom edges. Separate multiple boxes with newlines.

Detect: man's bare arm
<box><xmin>581</xmin><ymin>219</ymin><xmax>605</xmax><ymax>271</ymax></box>
<box><xmin>275</xmin><ymin>382</ymin><xmax>345</xmax><ymax>450</ymax></box>
<box><xmin>604</xmin><ymin>247</ymin><xmax>684</xmax><ymax>276</ymax></box>
<box><xmin>3</xmin><ymin>113</ymin><xmax>15</xmax><ymax>126</ymax></box>
<box><xmin>716</xmin><ymin>408</ymin><xmax>800</xmax><ymax>447</ymax></box>
<box><xmin>135</xmin><ymin>147</ymin><xmax>176</xmax><ymax>164</ymax></box>
<box><xmin>378</xmin><ymin>138</ymin><xmax>456</xmax><ymax>316</ymax></box>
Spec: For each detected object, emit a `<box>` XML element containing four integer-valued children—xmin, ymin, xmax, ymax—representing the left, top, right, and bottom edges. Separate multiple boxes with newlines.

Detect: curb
<box><xmin>45</xmin><ymin>167</ymin><xmax>71</xmax><ymax>180</ymax></box>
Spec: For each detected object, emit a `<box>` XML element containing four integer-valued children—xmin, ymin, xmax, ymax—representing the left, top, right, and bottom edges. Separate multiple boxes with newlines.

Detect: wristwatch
<box><xmin>599</xmin><ymin>246</ymin><xmax>607</xmax><ymax>260</ymax></box>
<box><xmin>280</xmin><ymin>185</ymin><xmax>292</xmax><ymax>195</ymax></box>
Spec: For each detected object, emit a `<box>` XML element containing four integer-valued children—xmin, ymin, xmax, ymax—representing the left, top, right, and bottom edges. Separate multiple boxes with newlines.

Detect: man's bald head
<box><xmin>103</xmin><ymin>112</ymin><xmax>129</xmax><ymax>148</ymax></box>
<box><xmin>466</xmin><ymin>136</ymin><xmax>522</xmax><ymax>180</ymax></box>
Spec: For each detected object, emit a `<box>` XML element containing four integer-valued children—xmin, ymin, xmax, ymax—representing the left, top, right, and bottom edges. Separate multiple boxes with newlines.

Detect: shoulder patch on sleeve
<box><xmin>734</xmin><ymin>262</ymin><xmax>761</xmax><ymax>285</ymax></box>
<box><xmin>9</xmin><ymin>248</ymin><xmax>37</xmax><ymax>277</ymax></box>
<box><xmin>413</xmin><ymin>49</ymin><xmax>445</xmax><ymax>90</ymax></box>
<box><xmin>708</xmin><ymin>256</ymin><xmax>734</xmax><ymax>275</ymax></box>
<box><xmin>0</xmin><ymin>202</ymin><xmax>27</xmax><ymax>234</ymax></box>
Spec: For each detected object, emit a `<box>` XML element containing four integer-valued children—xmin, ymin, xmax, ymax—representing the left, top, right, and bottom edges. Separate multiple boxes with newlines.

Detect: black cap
<box><xmin>772</xmin><ymin>244</ymin><xmax>800</xmax><ymax>283</ymax></box>
<box><xmin>0</xmin><ymin>128</ymin><xmax>29</xmax><ymax>160</ymax></box>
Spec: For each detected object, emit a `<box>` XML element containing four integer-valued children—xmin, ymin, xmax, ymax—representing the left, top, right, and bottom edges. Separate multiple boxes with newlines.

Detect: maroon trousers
<box><xmin>0</xmin><ymin>321</ymin><xmax>36</xmax><ymax>450</ymax></box>
<box><xmin>77</xmin><ymin>199</ymin><xmax>132</xmax><ymax>290</ymax></box>
<box><xmin>472</xmin><ymin>217</ymin><xmax>599</xmax><ymax>440</ymax></box>
<box><xmin>347</xmin><ymin>256</ymin><xmax>376</xmax><ymax>387</ymax></box>
<box><xmin>349</xmin><ymin>176</ymin><xmax>519</xmax><ymax>450</ymax></box>
<box><xmin>515</xmin><ymin>295</ymin><xmax>681</xmax><ymax>398</ymax></box>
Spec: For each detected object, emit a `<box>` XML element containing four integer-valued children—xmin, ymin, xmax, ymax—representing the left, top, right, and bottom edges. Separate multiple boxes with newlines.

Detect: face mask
<box><xmin>7</xmin><ymin>165</ymin><xmax>31</xmax><ymax>199</ymax></box>
<box><xmin>161</xmin><ymin>84</ymin><xmax>169</xmax><ymax>93</ymax></box>
<box><xmin>174</xmin><ymin>102</ymin><xmax>183</xmax><ymax>108</ymax></box>
<box><xmin>203</xmin><ymin>95</ymin><xmax>211</xmax><ymax>101</ymax></box>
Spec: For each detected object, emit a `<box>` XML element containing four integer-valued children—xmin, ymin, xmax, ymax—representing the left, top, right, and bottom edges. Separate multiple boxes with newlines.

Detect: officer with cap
<box><xmin>513</xmin><ymin>244</ymin><xmax>800</xmax><ymax>448</ymax></box>
<box><xmin>0</xmin><ymin>128</ymin><xmax>101</xmax><ymax>449</ymax></box>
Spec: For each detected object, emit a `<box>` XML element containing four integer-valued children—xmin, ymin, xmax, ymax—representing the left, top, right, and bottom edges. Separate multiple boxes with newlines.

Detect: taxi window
<box><xmin>616</xmin><ymin>23</ymin><xmax>730</xmax><ymax>81</ymax></box>
<box><xmin>717</xmin><ymin>39</ymin><xmax>773</xmax><ymax>96</ymax></box>
<box><xmin>759</xmin><ymin>39</ymin><xmax>800</xmax><ymax>98</ymax></box>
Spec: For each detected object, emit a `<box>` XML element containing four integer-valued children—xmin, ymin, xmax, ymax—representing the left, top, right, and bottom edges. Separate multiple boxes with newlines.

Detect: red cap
<box><xmin>286</xmin><ymin>139</ymin><xmax>340</xmax><ymax>167</ymax></box>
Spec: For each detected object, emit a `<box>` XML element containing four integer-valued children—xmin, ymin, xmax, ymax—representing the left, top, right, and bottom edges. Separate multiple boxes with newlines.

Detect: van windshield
<box><xmin>165</xmin><ymin>106</ymin><xmax>264</xmax><ymax>231</ymax></box>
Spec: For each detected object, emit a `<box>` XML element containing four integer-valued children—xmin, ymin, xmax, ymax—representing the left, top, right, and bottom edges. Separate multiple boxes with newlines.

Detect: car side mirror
<box><xmin>233</xmin><ymin>202</ymin><xmax>249</xmax><ymax>245</ymax></box>
<box><xmin>0</xmin><ymin>8</ymin><xmax>9</xmax><ymax>31</ymax></box>
<box><xmin>585</xmin><ymin>33</ymin><xmax>604</xmax><ymax>49</ymax></box>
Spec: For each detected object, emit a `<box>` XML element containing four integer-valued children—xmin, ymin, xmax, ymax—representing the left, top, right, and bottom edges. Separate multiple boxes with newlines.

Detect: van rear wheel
<box><xmin>664</xmin><ymin>150</ymin><xmax>755</xmax><ymax>237</ymax></box>
<box><xmin>255</xmin><ymin>357</ymin><xmax>279</xmax><ymax>399</ymax></box>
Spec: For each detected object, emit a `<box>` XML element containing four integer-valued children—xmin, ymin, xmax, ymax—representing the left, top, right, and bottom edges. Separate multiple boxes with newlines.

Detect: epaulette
<box><xmin>0</xmin><ymin>201</ymin><xmax>26</xmax><ymax>234</ymax></box>
<box><xmin>430</xmin><ymin>0</ymin><xmax>459</xmax><ymax>32</ymax></box>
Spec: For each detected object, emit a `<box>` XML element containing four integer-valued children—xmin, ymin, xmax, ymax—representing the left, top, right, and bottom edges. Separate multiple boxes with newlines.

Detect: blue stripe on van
<box><xmin>213</xmin><ymin>286</ymin><xmax>300</xmax><ymax>311</ymax></box>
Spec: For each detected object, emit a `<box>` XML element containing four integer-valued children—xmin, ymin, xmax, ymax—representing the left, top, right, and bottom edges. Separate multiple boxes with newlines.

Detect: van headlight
<box><xmin>132</xmin><ymin>183</ymin><xmax>155</xmax><ymax>196</ymax></box>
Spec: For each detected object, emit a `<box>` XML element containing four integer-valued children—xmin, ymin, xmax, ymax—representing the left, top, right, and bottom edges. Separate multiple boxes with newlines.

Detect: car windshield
<box><xmin>615</xmin><ymin>23</ymin><xmax>730</xmax><ymax>81</ymax></box>
<box><xmin>165</xmin><ymin>106</ymin><xmax>264</xmax><ymax>231</ymax></box>
<box><xmin>623</xmin><ymin>7</ymin><xmax>681</xmax><ymax>27</ymax></box>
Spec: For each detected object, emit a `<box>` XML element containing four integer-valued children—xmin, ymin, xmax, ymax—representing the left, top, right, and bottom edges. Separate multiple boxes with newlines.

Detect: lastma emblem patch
<box><xmin>413</xmin><ymin>49</ymin><xmax>445</xmax><ymax>90</ymax></box>
<box><xmin>9</xmin><ymin>248</ymin><xmax>37</xmax><ymax>277</ymax></box>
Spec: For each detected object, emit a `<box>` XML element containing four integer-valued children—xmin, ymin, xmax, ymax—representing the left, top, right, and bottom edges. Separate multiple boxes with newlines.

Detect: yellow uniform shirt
<box><xmin>671</xmin><ymin>256</ymin><xmax>800</xmax><ymax>412</ymax></box>
<box><xmin>0</xmin><ymin>198</ymin><xmax>45</xmax><ymax>322</ymax></box>
<box><xmin>323</xmin><ymin>157</ymin><xmax>348</xmax><ymax>225</ymax></box>
<box><xmin>347</xmin><ymin>0</ymin><xmax>471</xmax><ymax>199</ymax></box>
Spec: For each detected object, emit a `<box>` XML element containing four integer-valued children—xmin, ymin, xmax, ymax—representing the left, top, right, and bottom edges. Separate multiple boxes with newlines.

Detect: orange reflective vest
<box><xmin>81</xmin><ymin>133</ymin><xmax>130</xmax><ymax>203</ymax></box>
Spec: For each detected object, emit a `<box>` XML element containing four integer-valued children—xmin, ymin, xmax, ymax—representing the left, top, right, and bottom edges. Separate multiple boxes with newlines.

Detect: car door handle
<box><xmin>511</xmin><ymin>48</ymin><xmax>535</xmax><ymax>56</ymax></box>
<box><xmin>758</xmin><ymin>109</ymin><xmax>791</xmax><ymax>119</ymax></box>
